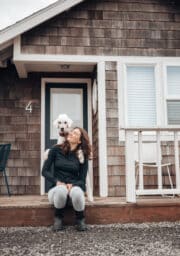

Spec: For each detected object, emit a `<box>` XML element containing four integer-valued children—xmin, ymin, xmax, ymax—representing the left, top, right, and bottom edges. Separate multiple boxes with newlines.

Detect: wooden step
<box><xmin>0</xmin><ymin>196</ymin><xmax>180</xmax><ymax>226</ymax></box>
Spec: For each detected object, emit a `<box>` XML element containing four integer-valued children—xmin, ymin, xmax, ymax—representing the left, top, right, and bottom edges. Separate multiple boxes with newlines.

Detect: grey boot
<box><xmin>75</xmin><ymin>211</ymin><xmax>87</xmax><ymax>231</ymax></box>
<box><xmin>52</xmin><ymin>208</ymin><xmax>65</xmax><ymax>231</ymax></box>
<box><xmin>76</xmin><ymin>218</ymin><xmax>87</xmax><ymax>231</ymax></box>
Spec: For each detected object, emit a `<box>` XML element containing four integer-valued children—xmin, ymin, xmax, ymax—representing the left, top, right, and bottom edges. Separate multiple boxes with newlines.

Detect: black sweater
<box><xmin>42</xmin><ymin>146</ymin><xmax>88</xmax><ymax>192</ymax></box>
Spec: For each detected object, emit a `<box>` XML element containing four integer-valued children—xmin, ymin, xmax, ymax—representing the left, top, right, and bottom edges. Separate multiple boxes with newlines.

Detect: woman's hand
<box><xmin>66</xmin><ymin>183</ymin><xmax>73</xmax><ymax>192</ymax></box>
<box><xmin>56</xmin><ymin>181</ymin><xmax>72</xmax><ymax>192</ymax></box>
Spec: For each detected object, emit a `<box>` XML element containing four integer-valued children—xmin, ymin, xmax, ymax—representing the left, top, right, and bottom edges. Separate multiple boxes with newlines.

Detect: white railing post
<box><xmin>138</xmin><ymin>131</ymin><xmax>144</xmax><ymax>190</ymax></box>
<box><xmin>157</xmin><ymin>131</ymin><xmax>162</xmax><ymax>190</ymax></box>
<box><xmin>174</xmin><ymin>131</ymin><xmax>180</xmax><ymax>189</ymax></box>
<box><xmin>97</xmin><ymin>61</ymin><xmax>108</xmax><ymax>197</ymax></box>
<box><xmin>125</xmin><ymin>130</ymin><xmax>136</xmax><ymax>203</ymax></box>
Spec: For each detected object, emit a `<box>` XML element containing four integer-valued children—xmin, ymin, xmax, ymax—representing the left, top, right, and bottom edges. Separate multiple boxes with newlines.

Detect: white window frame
<box><xmin>118</xmin><ymin>57</ymin><xmax>180</xmax><ymax>140</ymax></box>
<box><xmin>163</xmin><ymin>62</ymin><xmax>180</xmax><ymax>126</ymax></box>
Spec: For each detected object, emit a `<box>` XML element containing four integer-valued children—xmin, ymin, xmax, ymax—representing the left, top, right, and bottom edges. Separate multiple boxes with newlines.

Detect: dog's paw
<box><xmin>77</xmin><ymin>149</ymin><xmax>84</xmax><ymax>164</ymax></box>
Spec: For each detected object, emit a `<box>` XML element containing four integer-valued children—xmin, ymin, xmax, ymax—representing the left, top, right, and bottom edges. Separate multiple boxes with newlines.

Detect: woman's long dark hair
<box><xmin>59</xmin><ymin>127</ymin><xmax>92</xmax><ymax>160</ymax></box>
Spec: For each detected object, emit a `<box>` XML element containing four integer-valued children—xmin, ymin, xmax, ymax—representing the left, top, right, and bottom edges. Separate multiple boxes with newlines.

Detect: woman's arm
<box><xmin>73</xmin><ymin>159</ymin><xmax>88</xmax><ymax>191</ymax></box>
<box><xmin>42</xmin><ymin>148</ymin><xmax>58</xmax><ymax>185</ymax></box>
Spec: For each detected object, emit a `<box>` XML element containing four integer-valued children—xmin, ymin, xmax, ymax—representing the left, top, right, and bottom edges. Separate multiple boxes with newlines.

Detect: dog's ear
<box><xmin>53</xmin><ymin>118</ymin><xmax>59</xmax><ymax>128</ymax></box>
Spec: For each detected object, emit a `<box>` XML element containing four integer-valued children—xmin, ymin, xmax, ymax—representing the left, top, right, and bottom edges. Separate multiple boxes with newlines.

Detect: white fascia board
<box><xmin>118</xmin><ymin>56</ymin><xmax>180</xmax><ymax>64</ymax></box>
<box><xmin>14</xmin><ymin>53</ymin><xmax>99</xmax><ymax>64</ymax></box>
<box><xmin>0</xmin><ymin>0</ymin><xmax>84</xmax><ymax>45</ymax></box>
<box><xmin>14</xmin><ymin>54</ymin><xmax>180</xmax><ymax>64</ymax></box>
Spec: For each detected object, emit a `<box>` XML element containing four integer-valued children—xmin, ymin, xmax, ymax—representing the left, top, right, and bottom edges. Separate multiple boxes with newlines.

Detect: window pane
<box><xmin>167</xmin><ymin>100</ymin><xmax>180</xmax><ymax>125</ymax></box>
<box><xmin>50</xmin><ymin>88</ymin><xmax>83</xmax><ymax>139</ymax></box>
<box><xmin>127</xmin><ymin>66</ymin><xmax>156</xmax><ymax>126</ymax></box>
<box><xmin>167</xmin><ymin>67</ymin><xmax>180</xmax><ymax>95</ymax></box>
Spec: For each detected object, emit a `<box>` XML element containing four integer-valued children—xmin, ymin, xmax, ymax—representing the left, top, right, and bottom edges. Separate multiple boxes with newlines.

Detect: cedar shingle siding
<box><xmin>0</xmin><ymin>0</ymin><xmax>179</xmax><ymax>195</ymax></box>
<box><xmin>22</xmin><ymin>0</ymin><xmax>180</xmax><ymax>56</ymax></box>
<box><xmin>105</xmin><ymin>62</ymin><xmax>125</xmax><ymax>196</ymax></box>
<box><xmin>0</xmin><ymin>67</ymin><xmax>41</xmax><ymax>194</ymax></box>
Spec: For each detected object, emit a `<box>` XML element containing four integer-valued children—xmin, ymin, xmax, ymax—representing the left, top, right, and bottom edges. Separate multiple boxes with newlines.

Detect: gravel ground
<box><xmin>0</xmin><ymin>222</ymin><xmax>180</xmax><ymax>256</ymax></box>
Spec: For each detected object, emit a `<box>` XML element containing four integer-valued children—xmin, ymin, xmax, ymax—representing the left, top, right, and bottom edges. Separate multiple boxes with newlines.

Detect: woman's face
<box><xmin>67</xmin><ymin>128</ymin><xmax>81</xmax><ymax>145</ymax></box>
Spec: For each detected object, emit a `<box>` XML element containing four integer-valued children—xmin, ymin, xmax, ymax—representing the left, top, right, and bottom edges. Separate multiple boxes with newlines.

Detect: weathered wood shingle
<box><xmin>22</xmin><ymin>0</ymin><xmax>180</xmax><ymax>57</ymax></box>
<box><xmin>0</xmin><ymin>66</ymin><xmax>41</xmax><ymax>195</ymax></box>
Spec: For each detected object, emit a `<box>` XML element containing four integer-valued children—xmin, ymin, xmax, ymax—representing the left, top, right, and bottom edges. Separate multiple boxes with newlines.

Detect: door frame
<box><xmin>40</xmin><ymin>78</ymin><xmax>92</xmax><ymax>195</ymax></box>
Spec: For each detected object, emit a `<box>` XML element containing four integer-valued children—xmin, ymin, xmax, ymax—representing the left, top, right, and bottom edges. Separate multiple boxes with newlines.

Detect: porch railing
<box><xmin>122</xmin><ymin>127</ymin><xmax>180</xmax><ymax>203</ymax></box>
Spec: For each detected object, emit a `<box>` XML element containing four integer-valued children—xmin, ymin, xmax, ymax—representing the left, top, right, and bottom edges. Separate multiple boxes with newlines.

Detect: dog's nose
<box><xmin>61</xmin><ymin>128</ymin><xmax>64</xmax><ymax>131</ymax></box>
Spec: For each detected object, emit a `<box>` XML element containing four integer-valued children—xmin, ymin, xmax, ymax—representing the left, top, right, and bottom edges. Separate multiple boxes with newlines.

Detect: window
<box><xmin>50</xmin><ymin>88</ymin><xmax>83</xmax><ymax>139</ymax></box>
<box><xmin>118</xmin><ymin>58</ymin><xmax>180</xmax><ymax>129</ymax></box>
<box><xmin>126</xmin><ymin>66</ymin><xmax>156</xmax><ymax>127</ymax></box>
<box><xmin>166</xmin><ymin>66</ymin><xmax>180</xmax><ymax>125</ymax></box>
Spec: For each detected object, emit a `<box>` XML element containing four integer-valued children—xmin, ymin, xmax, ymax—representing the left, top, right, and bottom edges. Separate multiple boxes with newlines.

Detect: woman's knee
<box><xmin>48</xmin><ymin>186</ymin><xmax>56</xmax><ymax>204</ymax></box>
<box><xmin>52</xmin><ymin>185</ymin><xmax>68</xmax><ymax>209</ymax></box>
<box><xmin>69</xmin><ymin>186</ymin><xmax>85</xmax><ymax>211</ymax></box>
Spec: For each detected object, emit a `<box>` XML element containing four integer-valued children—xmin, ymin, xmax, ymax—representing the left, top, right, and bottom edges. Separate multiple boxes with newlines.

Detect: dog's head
<box><xmin>53</xmin><ymin>114</ymin><xmax>73</xmax><ymax>136</ymax></box>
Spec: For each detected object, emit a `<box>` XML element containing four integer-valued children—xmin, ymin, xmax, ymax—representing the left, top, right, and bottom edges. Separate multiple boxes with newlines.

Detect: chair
<box><xmin>135</xmin><ymin>141</ymin><xmax>174</xmax><ymax>197</ymax></box>
<box><xmin>0</xmin><ymin>144</ymin><xmax>11</xmax><ymax>196</ymax></box>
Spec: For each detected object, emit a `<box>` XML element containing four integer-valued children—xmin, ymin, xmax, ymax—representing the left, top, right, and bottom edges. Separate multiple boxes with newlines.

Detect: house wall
<box><xmin>21</xmin><ymin>0</ymin><xmax>180</xmax><ymax>56</ymax></box>
<box><xmin>20</xmin><ymin>0</ymin><xmax>180</xmax><ymax>196</ymax></box>
<box><xmin>0</xmin><ymin>46</ymin><xmax>13</xmax><ymax>63</ymax></box>
<box><xmin>105</xmin><ymin>61</ymin><xmax>126</xmax><ymax>196</ymax></box>
<box><xmin>0</xmin><ymin>65</ymin><xmax>41</xmax><ymax>195</ymax></box>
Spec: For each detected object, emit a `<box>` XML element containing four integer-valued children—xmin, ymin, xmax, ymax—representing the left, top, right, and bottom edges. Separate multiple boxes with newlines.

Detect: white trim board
<box><xmin>97</xmin><ymin>61</ymin><xmax>108</xmax><ymax>197</ymax></box>
<box><xmin>40</xmin><ymin>78</ymin><xmax>92</xmax><ymax>195</ymax></box>
<box><xmin>14</xmin><ymin>52</ymin><xmax>180</xmax><ymax>64</ymax></box>
<box><xmin>0</xmin><ymin>0</ymin><xmax>85</xmax><ymax>45</ymax></box>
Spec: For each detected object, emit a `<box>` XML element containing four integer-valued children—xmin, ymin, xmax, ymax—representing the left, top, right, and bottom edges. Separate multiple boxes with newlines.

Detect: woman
<box><xmin>42</xmin><ymin>127</ymin><xmax>92</xmax><ymax>232</ymax></box>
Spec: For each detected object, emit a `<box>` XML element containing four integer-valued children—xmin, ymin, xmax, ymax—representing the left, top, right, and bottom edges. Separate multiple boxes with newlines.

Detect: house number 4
<box><xmin>25</xmin><ymin>101</ymin><xmax>32</xmax><ymax>113</ymax></box>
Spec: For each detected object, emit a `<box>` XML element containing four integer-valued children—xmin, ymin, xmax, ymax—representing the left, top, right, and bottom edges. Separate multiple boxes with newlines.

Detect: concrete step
<box><xmin>0</xmin><ymin>196</ymin><xmax>180</xmax><ymax>226</ymax></box>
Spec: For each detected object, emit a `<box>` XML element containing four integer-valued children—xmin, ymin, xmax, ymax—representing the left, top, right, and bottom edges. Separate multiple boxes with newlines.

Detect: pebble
<box><xmin>0</xmin><ymin>222</ymin><xmax>180</xmax><ymax>256</ymax></box>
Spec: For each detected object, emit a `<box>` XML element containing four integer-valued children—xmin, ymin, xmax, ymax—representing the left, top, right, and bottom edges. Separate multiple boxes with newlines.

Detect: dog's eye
<box><xmin>58</xmin><ymin>121</ymin><xmax>61</xmax><ymax>124</ymax></box>
<box><xmin>64</xmin><ymin>121</ymin><xmax>67</xmax><ymax>124</ymax></box>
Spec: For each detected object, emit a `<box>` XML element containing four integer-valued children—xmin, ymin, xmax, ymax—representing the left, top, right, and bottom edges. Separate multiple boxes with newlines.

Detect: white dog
<box><xmin>44</xmin><ymin>114</ymin><xmax>84</xmax><ymax>163</ymax></box>
<box><xmin>53</xmin><ymin>113</ymin><xmax>73</xmax><ymax>144</ymax></box>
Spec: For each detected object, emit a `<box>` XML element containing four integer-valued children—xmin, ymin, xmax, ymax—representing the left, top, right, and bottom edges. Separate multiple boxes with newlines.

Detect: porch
<box><xmin>0</xmin><ymin>195</ymin><xmax>180</xmax><ymax>227</ymax></box>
